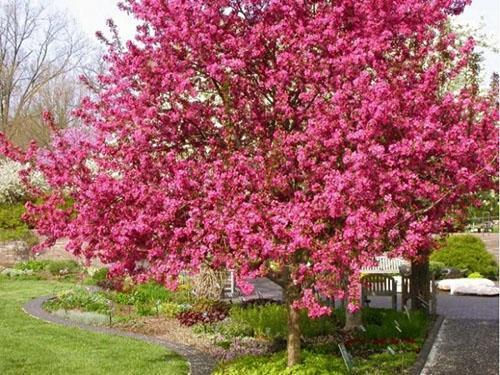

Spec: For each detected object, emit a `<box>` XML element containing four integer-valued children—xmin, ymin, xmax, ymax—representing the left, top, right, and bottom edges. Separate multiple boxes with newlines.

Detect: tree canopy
<box><xmin>0</xmin><ymin>1</ymin><xmax>498</xmax><ymax>364</ymax></box>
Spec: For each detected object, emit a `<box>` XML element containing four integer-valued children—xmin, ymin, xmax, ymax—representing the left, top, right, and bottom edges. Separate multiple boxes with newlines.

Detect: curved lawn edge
<box><xmin>23</xmin><ymin>295</ymin><xmax>216</xmax><ymax>375</ymax></box>
<box><xmin>410</xmin><ymin>315</ymin><xmax>445</xmax><ymax>375</ymax></box>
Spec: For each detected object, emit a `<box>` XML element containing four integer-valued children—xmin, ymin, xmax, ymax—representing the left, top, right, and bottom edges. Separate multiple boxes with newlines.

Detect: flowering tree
<box><xmin>1</xmin><ymin>0</ymin><xmax>498</xmax><ymax>366</ymax></box>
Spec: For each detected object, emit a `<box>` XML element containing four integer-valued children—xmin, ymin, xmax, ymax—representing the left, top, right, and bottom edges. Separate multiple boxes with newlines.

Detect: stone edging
<box><xmin>23</xmin><ymin>296</ymin><xmax>216</xmax><ymax>375</ymax></box>
<box><xmin>410</xmin><ymin>315</ymin><xmax>445</xmax><ymax>375</ymax></box>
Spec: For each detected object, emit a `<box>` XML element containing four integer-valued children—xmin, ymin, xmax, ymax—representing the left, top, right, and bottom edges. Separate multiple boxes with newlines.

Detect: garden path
<box><xmin>367</xmin><ymin>294</ymin><xmax>499</xmax><ymax>375</ymax></box>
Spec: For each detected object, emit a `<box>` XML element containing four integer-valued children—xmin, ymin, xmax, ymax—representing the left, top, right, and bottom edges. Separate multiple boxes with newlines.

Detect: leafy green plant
<box><xmin>52</xmin><ymin>309</ymin><xmax>110</xmax><ymax>326</ymax></box>
<box><xmin>229</xmin><ymin>303</ymin><xmax>339</xmax><ymax>340</ymax></box>
<box><xmin>111</xmin><ymin>292</ymin><xmax>136</xmax><ymax>305</ymax></box>
<box><xmin>133</xmin><ymin>281</ymin><xmax>173</xmax><ymax>304</ymax></box>
<box><xmin>467</xmin><ymin>272</ymin><xmax>483</xmax><ymax>279</ymax></box>
<box><xmin>15</xmin><ymin>260</ymin><xmax>52</xmax><ymax>272</ymax></box>
<box><xmin>131</xmin><ymin>281</ymin><xmax>174</xmax><ymax>316</ymax></box>
<box><xmin>214</xmin><ymin>350</ymin><xmax>417</xmax><ymax>375</ymax></box>
<box><xmin>230</xmin><ymin>303</ymin><xmax>287</xmax><ymax>339</ymax></box>
<box><xmin>0</xmin><ymin>202</ymin><xmax>26</xmax><ymax>229</ymax></box>
<box><xmin>160</xmin><ymin>302</ymin><xmax>183</xmax><ymax>318</ymax></box>
<box><xmin>430</xmin><ymin>235</ymin><xmax>498</xmax><ymax>279</ymax></box>
<box><xmin>14</xmin><ymin>259</ymin><xmax>80</xmax><ymax>278</ymax></box>
<box><xmin>44</xmin><ymin>288</ymin><xmax>111</xmax><ymax>314</ymax></box>
<box><xmin>46</xmin><ymin>260</ymin><xmax>81</xmax><ymax>275</ymax></box>
<box><xmin>83</xmin><ymin>267</ymin><xmax>110</xmax><ymax>286</ymax></box>
<box><xmin>429</xmin><ymin>261</ymin><xmax>446</xmax><ymax>278</ymax></box>
<box><xmin>1</xmin><ymin>268</ymin><xmax>37</xmax><ymax>278</ymax></box>
<box><xmin>360</xmin><ymin>308</ymin><xmax>428</xmax><ymax>340</ymax></box>
<box><xmin>0</xmin><ymin>203</ymin><xmax>39</xmax><ymax>246</ymax></box>
<box><xmin>193</xmin><ymin>319</ymin><xmax>253</xmax><ymax>338</ymax></box>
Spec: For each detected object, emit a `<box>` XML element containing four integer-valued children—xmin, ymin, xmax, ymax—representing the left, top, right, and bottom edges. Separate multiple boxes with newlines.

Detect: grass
<box><xmin>0</xmin><ymin>277</ymin><xmax>188</xmax><ymax>375</ymax></box>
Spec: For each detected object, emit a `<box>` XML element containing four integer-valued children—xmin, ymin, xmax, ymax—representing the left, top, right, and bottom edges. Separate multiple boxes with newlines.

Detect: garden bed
<box><xmin>1</xmin><ymin>260</ymin><xmax>434</xmax><ymax>373</ymax></box>
<box><xmin>3</xmin><ymin>261</ymin><xmax>430</xmax><ymax>374</ymax></box>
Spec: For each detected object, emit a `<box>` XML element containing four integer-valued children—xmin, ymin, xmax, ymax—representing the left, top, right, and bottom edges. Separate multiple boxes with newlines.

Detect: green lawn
<box><xmin>0</xmin><ymin>278</ymin><xmax>188</xmax><ymax>375</ymax></box>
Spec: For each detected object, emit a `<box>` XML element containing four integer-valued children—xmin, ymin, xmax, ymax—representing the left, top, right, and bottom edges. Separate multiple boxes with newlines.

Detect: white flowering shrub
<box><xmin>0</xmin><ymin>159</ymin><xmax>48</xmax><ymax>205</ymax></box>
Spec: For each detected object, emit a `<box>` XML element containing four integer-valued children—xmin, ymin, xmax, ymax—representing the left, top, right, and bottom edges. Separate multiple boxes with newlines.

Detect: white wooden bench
<box><xmin>361</xmin><ymin>256</ymin><xmax>410</xmax><ymax>274</ymax></box>
<box><xmin>224</xmin><ymin>270</ymin><xmax>238</xmax><ymax>298</ymax></box>
<box><xmin>361</xmin><ymin>273</ymin><xmax>398</xmax><ymax>310</ymax></box>
<box><xmin>360</xmin><ymin>256</ymin><xmax>410</xmax><ymax>310</ymax></box>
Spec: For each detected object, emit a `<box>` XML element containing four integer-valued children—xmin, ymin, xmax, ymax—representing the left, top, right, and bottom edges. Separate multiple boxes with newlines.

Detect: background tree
<box><xmin>0</xmin><ymin>0</ymin><xmax>88</xmax><ymax>147</ymax></box>
<box><xmin>1</xmin><ymin>0</ymin><xmax>498</xmax><ymax>367</ymax></box>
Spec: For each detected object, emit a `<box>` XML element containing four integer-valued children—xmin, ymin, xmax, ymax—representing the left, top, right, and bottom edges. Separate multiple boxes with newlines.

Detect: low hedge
<box><xmin>0</xmin><ymin>202</ymin><xmax>38</xmax><ymax>247</ymax></box>
<box><xmin>15</xmin><ymin>260</ymin><xmax>81</xmax><ymax>275</ymax></box>
<box><xmin>430</xmin><ymin>235</ymin><xmax>498</xmax><ymax>279</ymax></box>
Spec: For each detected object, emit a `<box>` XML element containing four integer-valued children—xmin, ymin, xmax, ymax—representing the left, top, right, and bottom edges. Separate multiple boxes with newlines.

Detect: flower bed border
<box><xmin>23</xmin><ymin>295</ymin><xmax>216</xmax><ymax>375</ymax></box>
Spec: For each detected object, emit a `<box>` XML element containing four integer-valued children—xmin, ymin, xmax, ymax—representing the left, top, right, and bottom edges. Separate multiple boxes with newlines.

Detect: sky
<box><xmin>45</xmin><ymin>0</ymin><xmax>498</xmax><ymax>84</ymax></box>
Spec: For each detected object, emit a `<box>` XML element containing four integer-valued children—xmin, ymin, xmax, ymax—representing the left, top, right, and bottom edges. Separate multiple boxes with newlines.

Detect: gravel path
<box><xmin>23</xmin><ymin>296</ymin><xmax>216</xmax><ymax>375</ymax></box>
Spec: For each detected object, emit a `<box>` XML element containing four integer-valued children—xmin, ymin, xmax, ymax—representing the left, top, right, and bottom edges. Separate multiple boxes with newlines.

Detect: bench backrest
<box><xmin>361</xmin><ymin>273</ymin><xmax>397</xmax><ymax>295</ymax></box>
<box><xmin>361</xmin><ymin>256</ymin><xmax>409</xmax><ymax>274</ymax></box>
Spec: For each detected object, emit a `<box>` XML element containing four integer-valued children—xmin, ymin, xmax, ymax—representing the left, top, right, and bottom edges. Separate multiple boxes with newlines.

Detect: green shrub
<box><xmin>15</xmin><ymin>259</ymin><xmax>80</xmax><ymax>276</ymax></box>
<box><xmin>429</xmin><ymin>261</ymin><xmax>446</xmax><ymax>277</ymax></box>
<box><xmin>361</xmin><ymin>308</ymin><xmax>428</xmax><ymax>340</ymax></box>
<box><xmin>15</xmin><ymin>260</ymin><xmax>52</xmax><ymax>272</ymax></box>
<box><xmin>430</xmin><ymin>235</ymin><xmax>498</xmax><ymax>279</ymax></box>
<box><xmin>45</xmin><ymin>288</ymin><xmax>111</xmax><ymax>314</ymax></box>
<box><xmin>230</xmin><ymin>304</ymin><xmax>287</xmax><ymax>339</ymax></box>
<box><xmin>131</xmin><ymin>281</ymin><xmax>174</xmax><ymax>316</ymax></box>
<box><xmin>83</xmin><ymin>267</ymin><xmax>108</xmax><ymax>285</ymax></box>
<box><xmin>0</xmin><ymin>203</ymin><xmax>39</xmax><ymax>246</ymax></box>
<box><xmin>0</xmin><ymin>203</ymin><xmax>26</xmax><ymax>229</ymax></box>
<box><xmin>160</xmin><ymin>302</ymin><xmax>183</xmax><ymax>318</ymax></box>
<box><xmin>229</xmin><ymin>303</ymin><xmax>339</xmax><ymax>340</ymax></box>
<box><xmin>193</xmin><ymin>319</ymin><xmax>254</xmax><ymax>338</ymax></box>
<box><xmin>0</xmin><ymin>203</ymin><xmax>38</xmax><ymax>247</ymax></box>
<box><xmin>1</xmin><ymin>268</ymin><xmax>37</xmax><ymax>278</ymax></box>
<box><xmin>300</xmin><ymin>310</ymin><xmax>341</xmax><ymax>338</ymax></box>
<box><xmin>46</xmin><ymin>260</ymin><xmax>81</xmax><ymax>275</ymax></box>
<box><xmin>467</xmin><ymin>272</ymin><xmax>483</xmax><ymax>279</ymax></box>
<box><xmin>133</xmin><ymin>281</ymin><xmax>173</xmax><ymax>303</ymax></box>
<box><xmin>111</xmin><ymin>292</ymin><xmax>135</xmax><ymax>305</ymax></box>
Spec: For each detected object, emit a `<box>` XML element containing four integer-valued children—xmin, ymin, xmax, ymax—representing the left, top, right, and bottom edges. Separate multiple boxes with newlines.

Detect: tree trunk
<box><xmin>287</xmin><ymin>301</ymin><xmax>301</xmax><ymax>367</ymax></box>
<box><xmin>410</xmin><ymin>257</ymin><xmax>430</xmax><ymax>313</ymax></box>
<box><xmin>283</xmin><ymin>267</ymin><xmax>301</xmax><ymax>367</ymax></box>
<box><xmin>343</xmin><ymin>309</ymin><xmax>362</xmax><ymax>331</ymax></box>
<box><xmin>342</xmin><ymin>273</ymin><xmax>362</xmax><ymax>331</ymax></box>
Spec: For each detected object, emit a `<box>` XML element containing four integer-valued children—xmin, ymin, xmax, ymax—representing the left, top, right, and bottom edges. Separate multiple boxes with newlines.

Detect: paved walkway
<box><xmin>226</xmin><ymin>277</ymin><xmax>283</xmax><ymax>302</ymax></box>
<box><xmin>369</xmin><ymin>293</ymin><xmax>499</xmax><ymax>375</ymax></box>
<box><xmin>421</xmin><ymin>319</ymin><xmax>498</xmax><ymax>375</ymax></box>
